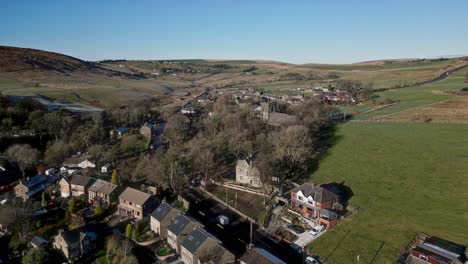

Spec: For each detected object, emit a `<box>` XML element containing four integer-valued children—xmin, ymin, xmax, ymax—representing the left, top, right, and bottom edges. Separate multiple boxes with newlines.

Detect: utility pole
<box><xmin>235</xmin><ymin>191</ymin><xmax>237</xmax><ymax>209</ymax></box>
<box><xmin>249</xmin><ymin>219</ymin><xmax>253</xmax><ymax>250</ymax></box>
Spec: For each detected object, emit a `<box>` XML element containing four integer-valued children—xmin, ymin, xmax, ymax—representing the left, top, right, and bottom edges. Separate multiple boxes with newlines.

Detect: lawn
<box><xmin>205</xmin><ymin>184</ymin><xmax>265</xmax><ymax>221</ymax></box>
<box><xmin>307</xmin><ymin>122</ymin><xmax>468</xmax><ymax>264</ymax></box>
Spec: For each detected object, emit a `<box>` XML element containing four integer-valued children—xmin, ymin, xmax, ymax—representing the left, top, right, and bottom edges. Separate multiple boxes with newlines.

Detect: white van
<box><xmin>310</xmin><ymin>225</ymin><xmax>325</xmax><ymax>236</ymax></box>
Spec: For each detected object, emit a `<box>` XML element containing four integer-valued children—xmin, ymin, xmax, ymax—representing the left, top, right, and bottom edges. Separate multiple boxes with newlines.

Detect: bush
<box><xmin>94</xmin><ymin>205</ymin><xmax>105</xmax><ymax>217</ymax></box>
<box><xmin>156</xmin><ymin>246</ymin><xmax>170</xmax><ymax>256</ymax></box>
<box><xmin>35</xmin><ymin>220</ymin><xmax>43</xmax><ymax>229</ymax></box>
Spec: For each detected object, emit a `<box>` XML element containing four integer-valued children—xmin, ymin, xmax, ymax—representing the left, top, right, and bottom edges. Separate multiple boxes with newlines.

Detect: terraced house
<box><xmin>150</xmin><ymin>202</ymin><xmax>180</xmax><ymax>238</ymax></box>
<box><xmin>167</xmin><ymin>214</ymin><xmax>201</xmax><ymax>254</ymax></box>
<box><xmin>180</xmin><ymin>228</ymin><xmax>234</xmax><ymax>264</ymax></box>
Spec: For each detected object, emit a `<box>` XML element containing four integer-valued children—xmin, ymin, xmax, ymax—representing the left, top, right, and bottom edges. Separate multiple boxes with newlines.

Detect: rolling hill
<box><xmin>1</xmin><ymin>46</ymin><xmax>466</xmax><ymax>109</ymax></box>
<box><xmin>0</xmin><ymin>46</ymin><xmax>102</xmax><ymax>73</ymax></box>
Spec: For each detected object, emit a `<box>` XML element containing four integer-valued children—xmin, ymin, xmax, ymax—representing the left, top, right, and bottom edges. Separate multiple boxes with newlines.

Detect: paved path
<box><xmin>294</xmin><ymin>229</ymin><xmax>327</xmax><ymax>248</ymax></box>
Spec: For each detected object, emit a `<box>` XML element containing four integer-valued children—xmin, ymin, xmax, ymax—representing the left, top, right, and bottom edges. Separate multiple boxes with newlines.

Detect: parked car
<box><xmin>217</xmin><ymin>215</ymin><xmax>230</xmax><ymax>225</ymax></box>
<box><xmin>305</xmin><ymin>256</ymin><xmax>320</xmax><ymax>264</ymax></box>
<box><xmin>310</xmin><ymin>225</ymin><xmax>325</xmax><ymax>236</ymax></box>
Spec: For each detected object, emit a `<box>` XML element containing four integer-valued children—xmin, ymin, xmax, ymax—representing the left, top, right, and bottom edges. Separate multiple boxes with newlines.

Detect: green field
<box><xmin>348</xmin><ymin>67</ymin><xmax>468</xmax><ymax>120</ymax></box>
<box><xmin>308</xmin><ymin>123</ymin><xmax>468</xmax><ymax>264</ymax></box>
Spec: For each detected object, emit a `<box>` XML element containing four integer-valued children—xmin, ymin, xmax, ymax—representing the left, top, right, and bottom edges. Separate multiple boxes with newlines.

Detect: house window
<box><xmin>129</xmin><ymin>202</ymin><xmax>133</xmax><ymax>206</ymax></box>
<box><xmin>419</xmin><ymin>255</ymin><xmax>428</xmax><ymax>261</ymax></box>
<box><xmin>136</xmin><ymin>212</ymin><xmax>140</xmax><ymax>216</ymax></box>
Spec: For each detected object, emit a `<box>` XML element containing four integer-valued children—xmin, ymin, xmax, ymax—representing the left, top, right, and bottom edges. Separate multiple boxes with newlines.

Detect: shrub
<box><xmin>156</xmin><ymin>246</ymin><xmax>170</xmax><ymax>256</ymax></box>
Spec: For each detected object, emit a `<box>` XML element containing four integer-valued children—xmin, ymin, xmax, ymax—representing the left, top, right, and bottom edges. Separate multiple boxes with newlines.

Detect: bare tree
<box><xmin>255</xmin><ymin>153</ymin><xmax>276</xmax><ymax>206</ymax></box>
<box><xmin>5</xmin><ymin>144</ymin><xmax>40</xmax><ymax>177</ymax></box>
<box><xmin>165</xmin><ymin>114</ymin><xmax>191</xmax><ymax>145</ymax></box>
<box><xmin>0</xmin><ymin>199</ymin><xmax>33</xmax><ymax>250</ymax></box>
<box><xmin>190</xmin><ymin>140</ymin><xmax>216</xmax><ymax>181</ymax></box>
<box><xmin>121</xmin><ymin>238</ymin><xmax>133</xmax><ymax>258</ymax></box>
<box><xmin>44</xmin><ymin>140</ymin><xmax>71</xmax><ymax>166</ymax></box>
<box><xmin>270</xmin><ymin>125</ymin><xmax>313</xmax><ymax>193</ymax></box>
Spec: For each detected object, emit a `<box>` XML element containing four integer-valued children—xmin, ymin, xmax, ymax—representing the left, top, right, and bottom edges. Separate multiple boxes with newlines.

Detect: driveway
<box><xmin>106</xmin><ymin>214</ymin><xmax>125</xmax><ymax>228</ymax></box>
<box><xmin>293</xmin><ymin>228</ymin><xmax>327</xmax><ymax>248</ymax></box>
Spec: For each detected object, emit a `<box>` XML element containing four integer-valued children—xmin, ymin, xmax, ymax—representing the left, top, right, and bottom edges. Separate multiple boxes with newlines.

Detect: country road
<box><xmin>374</xmin><ymin>63</ymin><xmax>468</xmax><ymax>92</ymax></box>
<box><xmin>417</xmin><ymin>64</ymin><xmax>468</xmax><ymax>85</ymax></box>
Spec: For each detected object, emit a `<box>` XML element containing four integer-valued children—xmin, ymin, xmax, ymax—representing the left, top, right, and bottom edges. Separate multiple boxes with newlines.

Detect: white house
<box><xmin>77</xmin><ymin>159</ymin><xmax>96</xmax><ymax>169</ymax></box>
<box><xmin>101</xmin><ymin>163</ymin><xmax>112</xmax><ymax>173</ymax></box>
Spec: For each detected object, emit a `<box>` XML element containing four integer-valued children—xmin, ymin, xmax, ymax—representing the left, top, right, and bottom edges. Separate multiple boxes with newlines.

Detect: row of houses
<box><xmin>150</xmin><ymin>202</ymin><xmax>234</xmax><ymax>264</ymax></box>
<box><xmin>15</xmin><ymin>167</ymin><xmax>156</xmax><ymax>222</ymax></box>
<box><xmin>149</xmin><ymin>202</ymin><xmax>288</xmax><ymax>264</ymax></box>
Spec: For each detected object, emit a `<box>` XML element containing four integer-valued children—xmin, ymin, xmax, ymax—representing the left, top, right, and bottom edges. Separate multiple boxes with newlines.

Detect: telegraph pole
<box><xmin>235</xmin><ymin>191</ymin><xmax>238</xmax><ymax>209</ymax></box>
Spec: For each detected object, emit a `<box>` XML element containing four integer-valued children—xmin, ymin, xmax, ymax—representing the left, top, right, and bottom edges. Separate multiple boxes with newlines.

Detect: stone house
<box><xmin>59</xmin><ymin>175</ymin><xmax>92</xmax><ymax>198</ymax></box>
<box><xmin>88</xmin><ymin>179</ymin><xmax>117</xmax><ymax>208</ymax></box>
<box><xmin>235</xmin><ymin>159</ymin><xmax>262</xmax><ymax>188</ymax></box>
<box><xmin>14</xmin><ymin>174</ymin><xmax>59</xmax><ymax>201</ymax></box>
<box><xmin>118</xmin><ymin>187</ymin><xmax>157</xmax><ymax>221</ymax></box>
<box><xmin>150</xmin><ymin>203</ymin><xmax>180</xmax><ymax>238</ymax></box>
<box><xmin>180</xmin><ymin>228</ymin><xmax>233</xmax><ymax>264</ymax></box>
<box><xmin>167</xmin><ymin>214</ymin><xmax>201</xmax><ymax>254</ymax></box>
<box><xmin>260</xmin><ymin>101</ymin><xmax>297</xmax><ymax>127</ymax></box>
<box><xmin>53</xmin><ymin>224</ymin><xmax>97</xmax><ymax>260</ymax></box>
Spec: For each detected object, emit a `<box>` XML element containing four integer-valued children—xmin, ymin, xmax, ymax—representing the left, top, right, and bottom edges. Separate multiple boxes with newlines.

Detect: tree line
<box><xmin>132</xmin><ymin>94</ymin><xmax>338</xmax><ymax>200</ymax></box>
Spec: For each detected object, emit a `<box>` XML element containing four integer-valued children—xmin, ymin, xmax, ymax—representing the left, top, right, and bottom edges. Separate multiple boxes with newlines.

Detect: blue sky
<box><xmin>1</xmin><ymin>0</ymin><xmax>467</xmax><ymax>64</ymax></box>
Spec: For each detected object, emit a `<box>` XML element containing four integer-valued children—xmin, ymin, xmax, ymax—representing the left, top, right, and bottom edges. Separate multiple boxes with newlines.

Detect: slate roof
<box><xmin>417</xmin><ymin>236</ymin><xmax>467</xmax><ymax>262</ymax></box>
<box><xmin>30</xmin><ymin>236</ymin><xmax>48</xmax><ymax>247</ymax></box>
<box><xmin>70</xmin><ymin>175</ymin><xmax>91</xmax><ymax>187</ymax></box>
<box><xmin>60</xmin><ymin>224</ymin><xmax>98</xmax><ymax>245</ymax></box>
<box><xmin>88</xmin><ymin>179</ymin><xmax>117</xmax><ymax>195</ymax></box>
<box><xmin>240</xmin><ymin>247</ymin><xmax>287</xmax><ymax>264</ymax></box>
<box><xmin>119</xmin><ymin>187</ymin><xmax>151</xmax><ymax>205</ymax></box>
<box><xmin>22</xmin><ymin>174</ymin><xmax>47</xmax><ymax>188</ymax></box>
<box><xmin>151</xmin><ymin>203</ymin><xmax>177</xmax><ymax>221</ymax></box>
<box><xmin>290</xmin><ymin>182</ymin><xmax>337</xmax><ymax>203</ymax></box>
<box><xmin>63</xmin><ymin>154</ymin><xmax>92</xmax><ymax>167</ymax></box>
<box><xmin>167</xmin><ymin>214</ymin><xmax>198</xmax><ymax>236</ymax></box>
<box><xmin>423</xmin><ymin>236</ymin><xmax>466</xmax><ymax>257</ymax></box>
<box><xmin>320</xmin><ymin>208</ymin><xmax>338</xmax><ymax>219</ymax></box>
<box><xmin>181</xmin><ymin>228</ymin><xmax>218</xmax><ymax>254</ymax></box>
<box><xmin>268</xmin><ymin>112</ymin><xmax>297</xmax><ymax>126</ymax></box>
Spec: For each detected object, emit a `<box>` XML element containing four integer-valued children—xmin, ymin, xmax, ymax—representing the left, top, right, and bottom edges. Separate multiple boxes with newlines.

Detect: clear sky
<box><xmin>2</xmin><ymin>0</ymin><xmax>467</xmax><ymax>64</ymax></box>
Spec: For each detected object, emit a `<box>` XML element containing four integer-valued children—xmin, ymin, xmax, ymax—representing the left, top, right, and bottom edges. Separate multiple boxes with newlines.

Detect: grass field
<box><xmin>205</xmin><ymin>184</ymin><xmax>265</xmax><ymax>221</ymax></box>
<box><xmin>348</xmin><ymin>67</ymin><xmax>468</xmax><ymax>121</ymax></box>
<box><xmin>307</xmin><ymin>123</ymin><xmax>468</xmax><ymax>264</ymax></box>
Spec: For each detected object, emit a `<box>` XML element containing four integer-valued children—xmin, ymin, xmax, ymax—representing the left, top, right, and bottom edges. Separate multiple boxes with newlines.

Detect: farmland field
<box><xmin>348</xmin><ymin>67</ymin><xmax>468</xmax><ymax>122</ymax></box>
<box><xmin>307</xmin><ymin>123</ymin><xmax>468</xmax><ymax>264</ymax></box>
